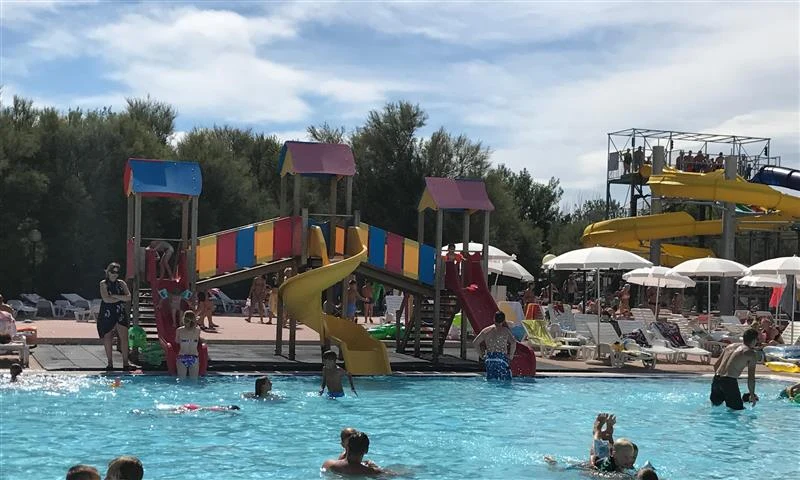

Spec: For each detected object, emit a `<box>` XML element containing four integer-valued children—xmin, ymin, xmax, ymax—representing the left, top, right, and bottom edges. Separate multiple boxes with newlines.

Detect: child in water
<box><xmin>243</xmin><ymin>375</ymin><xmax>280</xmax><ymax>400</ymax></box>
<box><xmin>319</xmin><ymin>350</ymin><xmax>356</xmax><ymax>398</ymax></box>
<box><xmin>9</xmin><ymin>363</ymin><xmax>22</xmax><ymax>382</ymax></box>
<box><xmin>591</xmin><ymin>413</ymin><xmax>641</xmax><ymax>474</ymax></box>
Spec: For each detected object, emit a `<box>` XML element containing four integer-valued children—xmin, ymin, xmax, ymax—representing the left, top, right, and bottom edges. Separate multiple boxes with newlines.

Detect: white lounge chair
<box><xmin>650</xmin><ymin>320</ymin><xmax>711</xmax><ymax>364</ymax></box>
<box><xmin>586</xmin><ymin>321</ymin><xmax>656</xmax><ymax>368</ymax></box>
<box><xmin>7</xmin><ymin>300</ymin><xmax>36</xmax><ymax>319</ymax></box>
<box><xmin>522</xmin><ymin>319</ymin><xmax>583</xmax><ymax>358</ymax></box>
<box><xmin>60</xmin><ymin>294</ymin><xmax>92</xmax><ymax>321</ymax></box>
<box><xmin>0</xmin><ymin>334</ymin><xmax>29</xmax><ymax>366</ymax></box>
<box><xmin>210</xmin><ymin>289</ymin><xmax>246</xmax><ymax>313</ymax></box>
<box><xmin>617</xmin><ymin>319</ymin><xmax>678</xmax><ymax>362</ymax></box>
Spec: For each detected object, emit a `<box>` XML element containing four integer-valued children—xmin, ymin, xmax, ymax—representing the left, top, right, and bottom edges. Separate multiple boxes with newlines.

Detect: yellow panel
<box><xmin>335</xmin><ymin>226</ymin><xmax>345</xmax><ymax>255</ymax></box>
<box><xmin>255</xmin><ymin>221</ymin><xmax>274</xmax><ymax>263</ymax></box>
<box><xmin>280</xmin><ymin>150</ymin><xmax>294</xmax><ymax>177</ymax></box>
<box><xmin>197</xmin><ymin>236</ymin><xmax>217</xmax><ymax>279</ymax></box>
<box><xmin>417</xmin><ymin>189</ymin><xmax>437</xmax><ymax>212</ymax></box>
<box><xmin>403</xmin><ymin>239</ymin><xmax>419</xmax><ymax>279</ymax></box>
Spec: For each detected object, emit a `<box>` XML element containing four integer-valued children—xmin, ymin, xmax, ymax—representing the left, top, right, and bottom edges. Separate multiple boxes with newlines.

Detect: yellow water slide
<box><xmin>279</xmin><ymin>226</ymin><xmax>391</xmax><ymax>375</ymax></box>
<box><xmin>583</xmin><ymin>166</ymin><xmax>800</xmax><ymax>266</ymax></box>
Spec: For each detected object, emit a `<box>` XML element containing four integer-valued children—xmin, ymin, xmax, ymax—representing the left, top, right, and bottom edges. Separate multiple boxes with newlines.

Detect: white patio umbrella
<box><xmin>746</xmin><ymin>255</ymin><xmax>800</xmax><ymax>341</ymax></box>
<box><xmin>623</xmin><ymin>266</ymin><xmax>695</xmax><ymax>318</ymax></box>
<box><xmin>545</xmin><ymin>247</ymin><xmax>653</xmax><ymax>334</ymax></box>
<box><xmin>736</xmin><ymin>274</ymin><xmax>786</xmax><ymax>288</ymax></box>
<box><xmin>442</xmin><ymin>242</ymin><xmax>515</xmax><ymax>261</ymax></box>
<box><xmin>669</xmin><ymin>257</ymin><xmax>748</xmax><ymax>324</ymax></box>
<box><xmin>488</xmin><ymin>259</ymin><xmax>535</xmax><ymax>282</ymax></box>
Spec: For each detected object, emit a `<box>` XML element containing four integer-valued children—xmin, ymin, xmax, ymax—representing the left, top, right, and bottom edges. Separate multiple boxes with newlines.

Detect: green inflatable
<box><xmin>140</xmin><ymin>342</ymin><xmax>165</xmax><ymax>368</ymax></box>
<box><xmin>368</xmin><ymin>323</ymin><xmax>404</xmax><ymax>340</ymax></box>
<box><xmin>128</xmin><ymin>325</ymin><xmax>148</xmax><ymax>350</ymax></box>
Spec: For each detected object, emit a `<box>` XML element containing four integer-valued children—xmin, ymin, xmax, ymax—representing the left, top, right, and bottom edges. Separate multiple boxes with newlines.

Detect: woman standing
<box><xmin>98</xmin><ymin>263</ymin><xmax>135</xmax><ymax>370</ymax></box>
<box><xmin>176</xmin><ymin>311</ymin><xmax>202</xmax><ymax>380</ymax></box>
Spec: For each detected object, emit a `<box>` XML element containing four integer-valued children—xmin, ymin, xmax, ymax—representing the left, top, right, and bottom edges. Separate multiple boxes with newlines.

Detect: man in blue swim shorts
<box><xmin>473</xmin><ymin>311</ymin><xmax>517</xmax><ymax>380</ymax></box>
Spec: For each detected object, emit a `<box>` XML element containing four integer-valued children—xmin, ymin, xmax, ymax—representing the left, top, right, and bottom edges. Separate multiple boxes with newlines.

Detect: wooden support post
<box><xmin>293</xmin><ymin>175</ymin><xmax>301</xmax><ymax>217</ymax></box>
<box><xmin>417</xmin><ymin>211</ymin><xmax>425</xmax><ymax>245</ymax></box>
<box><xmin>461</xmin><ymin>211</ymin><xmax>470</xmax><ymax>360</ymax></box>
<box><xmin>132</xmin><ymin>195</ymin><xmax>142</xmax><ymax>325</ymax></box>
<box><xmin>181</xmin><ymin>199</ymin><xmax>189</xmax><ymax>252</ymax></box>
<box><xmin>280</xmin><ymin>175</ymin><xmax>287</xmax><ymax>217</ymax></box>
<box><xmin>413</xmin><ymin>294</ymin><xmax>422</xmax><ymax>357</ymax></box>
<box><xmin>329</xmin><ymin>177</ymin><xmax>338</xmax><ymax>258</ymax></box>
<box><xmin>126</xmin><ymin>196</ymin><xmax>134</xmax><ymax>246</ymax></box>
<box><xmin>289</xmin><ymin>303</ymin><xmax>297</xmax><ymax>360</ymax></box>
<box><xmin>482</xmin><ymin>211</ymin><xmax>490</xmax><ymax>281</ymax></box>
<box><xmin>189</xmin><ymin>196</ymin><xmax>199</xmax><ymax>292</ymax></box>
<box><xmin>345</xmin><ymin>176</ymin><xmax>353</xmax><ymax>216</ymax></box>
<box><xmin>433</xmin><ymin>209</ymin><xmax>443</xmax><ymax>364</ymax></box>
<box><xmin>275</xmin><ymin>294</ymin><xmax>284</xmax><ymax>356</ymax></box>
<box><xmin>301</xmin><ymin>208</ymin><xmax>309</xmax><ymax>267</ymax></box>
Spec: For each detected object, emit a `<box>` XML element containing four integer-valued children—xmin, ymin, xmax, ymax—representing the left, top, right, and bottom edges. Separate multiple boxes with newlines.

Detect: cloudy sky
<box><xmin>2</xmin><ymin>1</ymin><xmax>798</xmax><ymax>205</ymax></box>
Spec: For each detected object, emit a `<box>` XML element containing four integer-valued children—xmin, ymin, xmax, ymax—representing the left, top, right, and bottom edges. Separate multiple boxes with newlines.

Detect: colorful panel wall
<box><xmin>368</xmin><ymin>226</ymin><xmax>387</xmax><ymax>268</ymax></box>
<box><xmin>385</xmin><ymin>233</ymin><xmax>403</xmax><ymax>274</ymax></box>
<box><xmin>216</xmin><ymin>231</ymin><xmax>237</xmax><ymax>274</ymax></box>
<box><xmin>418</xmin><ymin>244</ymin><xmax>436</xmax><ymax>285</ymax></box>
<box><xmin>255</xmin><ymin>222</ymin><xmax>274</xmax><ymax>263</ymax></box>
<box><xmin>334</xmin><ymin>226</ymin><xmax>346</xmax><ymax>256</ymax></box>
<box><xmin>273</xmin><ymin>217</ymin><xmax>293</xmax><ymax>259</ymax></box>
<box><xmin>402</xmin><ymin>239</ymin><xmax>419</xmax><ymax>280</ymax></box>
<box><xmin>235</xmin><ymin>226</ymin><xmax>255</xmax><ymax>269</ymax></box>
<box><xmin>197</xmin><ymin>236</ymin><xmax>217</xmax><ymax>279</ymax></box>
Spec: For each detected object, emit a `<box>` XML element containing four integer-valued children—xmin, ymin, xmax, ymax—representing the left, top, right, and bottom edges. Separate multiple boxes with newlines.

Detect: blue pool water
<box><xmin>1</xmin><ymin>374</ymin><xmax>798</xmax><ymax>479</ymax></box>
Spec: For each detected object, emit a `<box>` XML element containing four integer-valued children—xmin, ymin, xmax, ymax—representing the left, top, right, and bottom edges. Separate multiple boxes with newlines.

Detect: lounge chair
<box><xmin>0</xmin><ymin>336</ymin><xmax>29</xmax><ymax>366</ymax></box>
<box><xmin>7</xmin><ymin>300</ymin><xmax>37</xmax><ymax>319</ymax></box>
<box><xmin>522</xmin><ymin>319</ymin><xmax>583</xmax><ymax>359</ymax></box>
<box><xmin>585</xmin><ymin>321</ymin><xmax>656</xmax><ymax>368</ymax></box>
<box><xmin>21</xmin><ymin>293</ymin><xmax>57</xmax><ymax>318</ymax></box>
<box><xmin>61</xmin><ymin>294</ymin><xmax>92</xmax><ymax>321</ymax></box>
<box><xmin>209</xmin><ymin>289</ymin><xmax>246</xmax><ymax>313</ymax></box>
<box><xmin>617</xmin><ymin>319</ymin><xmax>678</xmax><ymax>362</ymax></box>
<box><xmin>651</xmin><ymin>320</ymin><xmax>711</xmax><ymax>364</ymax></box>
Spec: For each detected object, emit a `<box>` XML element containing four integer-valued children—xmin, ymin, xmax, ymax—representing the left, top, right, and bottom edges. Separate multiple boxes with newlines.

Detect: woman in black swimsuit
<box><xmin>98</xmin><ymin>262</ymin><xmax>136</xmax><ymax>370</ymax></box>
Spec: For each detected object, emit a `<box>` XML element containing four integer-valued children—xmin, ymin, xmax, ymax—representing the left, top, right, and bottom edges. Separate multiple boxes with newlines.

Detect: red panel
<box><xmin>273</xmin><ymin>217</ymin><xmax>293</xmax><ymax>259</ymax></box>
<box><xmin>385</xmin><ymin>233</ymin><xmax>404</xmax><ymax>274</ymax></box>
<box><xmin>216</xmin><ymin>232</ymin><xmax>237</xmax><ymax>273</ymax></box>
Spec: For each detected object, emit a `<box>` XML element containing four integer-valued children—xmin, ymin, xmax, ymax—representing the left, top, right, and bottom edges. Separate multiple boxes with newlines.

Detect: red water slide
<box><xmin>445</xmin><ymin>255</ymin><xmax>536</xmax><ymax>376</ymax></box>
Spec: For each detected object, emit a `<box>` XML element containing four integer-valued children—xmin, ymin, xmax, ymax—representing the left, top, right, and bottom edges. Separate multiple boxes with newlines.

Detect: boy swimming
<box><xmin>320</xmin><ymin>350</ymin><xmax>357</xmax><ymax>398</ymax></box>
<box><xmin>9</xmin><ymin>363</ymin><xmax>22</xmax><ymax>383</ymax></box>
<box><xmin>243</xmin><ymin>375</ymin><xmax>280</xmax><ymax>400</ymax></box>
<box><xmin>322</xmin><ymin>431</ymin><xmax>387</xmax><ymax>476</ymax></box>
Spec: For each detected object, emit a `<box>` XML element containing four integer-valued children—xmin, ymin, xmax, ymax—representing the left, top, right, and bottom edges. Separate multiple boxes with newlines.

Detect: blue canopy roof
<box><xmin>124</xmin><ymin>159</ymin><xmax>202</xmax><ymax>197</ymax></box>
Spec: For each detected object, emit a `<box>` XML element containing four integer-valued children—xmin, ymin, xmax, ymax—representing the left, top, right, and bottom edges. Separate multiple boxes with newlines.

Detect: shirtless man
<box><xmin>322</xmin><ymin>431</ymin><xmax>386</xmax><ymax>476</ymax></box>
<box><xmin>710</xmin><ymin>328</ymin><xmax>760</xmax><ymax>410</ymax></box>
<box><xmin>473</xmin><ymin>311</ymin><xmax>517</xmax><ymax>380</ymax></box>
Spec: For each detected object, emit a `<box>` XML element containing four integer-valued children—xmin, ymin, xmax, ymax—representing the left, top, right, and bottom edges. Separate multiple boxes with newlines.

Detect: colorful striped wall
<box><xmin>196</xmin><ymin>217</ymin><xmax>301</xmax><ymax>279</ymax></box>
<box><xmin>358</xmin><ymin>223</ymin><xmax>436</xmax><ymax>286</ymax></box>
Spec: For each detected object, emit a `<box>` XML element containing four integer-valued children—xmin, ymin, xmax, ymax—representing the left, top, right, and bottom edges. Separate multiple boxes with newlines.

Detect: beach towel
<box><xmin>622</xmin><ymin>328</ymin><xmax>651</xmax><ymax>348</ymax></box>
<box><xmin>652</xmin><ymin>320</ymin><xmax>688</xmax><ymax>348</ymax></box>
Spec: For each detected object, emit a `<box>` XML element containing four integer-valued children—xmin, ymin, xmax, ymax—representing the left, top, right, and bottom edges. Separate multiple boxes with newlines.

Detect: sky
<box><xmin>2</xmin><ymin>0</ymin><xmax>799</xmax><ymax>207</ymax></box>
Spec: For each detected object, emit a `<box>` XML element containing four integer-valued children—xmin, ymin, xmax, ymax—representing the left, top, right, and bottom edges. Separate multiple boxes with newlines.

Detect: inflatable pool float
<box><xmin>765</xmin><ymin>361</ymin><xmax>800</xmax><ymax>373</ymax></box>
<box><xmin>763</xmin><ymin>345</ymin><xmax>800</xmax><ymax>362</ymax></box>
<box><xmin>367</xmin><ymin>323</ymin><xmax>404</xmax><ymax>340</ymax></box>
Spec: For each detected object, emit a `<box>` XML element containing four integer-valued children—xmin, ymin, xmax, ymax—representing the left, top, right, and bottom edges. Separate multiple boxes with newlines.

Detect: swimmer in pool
<box><xmin>320</xmin><ymin>350</ymin><xmax>356</xmax><ymax>398</ymax></box>
<box><xmin>132</xmin><ymin>404</ymin><xmax>240</xmax><ymax>415</ymax></box>
<box><xmin>472</xmin><ymin>311</ymin><xmax>516</xmax><ymax>380</ymax></box>
<box><xmin>779</xmin><ymin>382</ymin><xmax>800</xmax><ymax>401</ymax></box>
<box><xmin>322</xmin><ymin>431</ymin><xmax>388</xmax><ymax>476</ymax></box>
<box><xmin>243</xmin><ymin>375</ymin><xmax>279</xmax><ymax>400</ymax></box>
<box><xmin>9</xmin><ymin>363</ymin><xmax>22</xmax><ymax>383</ymax></box>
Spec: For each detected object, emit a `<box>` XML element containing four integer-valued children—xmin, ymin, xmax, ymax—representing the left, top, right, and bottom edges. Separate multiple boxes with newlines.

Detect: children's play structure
<box><xmin>124</xmin><ymin>142</ymin><xmax>536</xmax><ymax>376</ymax></box>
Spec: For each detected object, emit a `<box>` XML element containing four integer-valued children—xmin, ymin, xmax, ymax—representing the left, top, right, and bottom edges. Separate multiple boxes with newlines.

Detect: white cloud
<box><xmin>271</xmin><ymin>129</ymin><xmax>309</xmax><ymax>144</ymax></box>
<box><xmin>168</xmin><ymin>130</ymin><xmax>187</xmax><ymax>148</ymax></box>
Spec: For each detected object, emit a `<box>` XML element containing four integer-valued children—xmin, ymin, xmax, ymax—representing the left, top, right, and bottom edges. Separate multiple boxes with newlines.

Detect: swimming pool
<box><xmin>1</xmin><ymin>374</ymin><xmax>797</xmax><ymax>479</ymax></box>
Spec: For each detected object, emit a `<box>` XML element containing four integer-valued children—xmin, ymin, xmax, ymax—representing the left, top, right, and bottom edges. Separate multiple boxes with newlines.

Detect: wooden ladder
<box><xmin>399</xmin><ymin>293</ymin><xmax>459</xmax><ymax>357</ymax></box>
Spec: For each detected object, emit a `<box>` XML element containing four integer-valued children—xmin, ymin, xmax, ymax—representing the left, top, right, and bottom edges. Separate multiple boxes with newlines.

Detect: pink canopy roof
<box><xmin>417</xmin><ymin>177</ymin><xmax>495</xmax><ymax>212</ymax></box>
<box><xmin>278</xmin><ymin>141</ymin><xmax>356</xmax><ymax>177</ymax></box>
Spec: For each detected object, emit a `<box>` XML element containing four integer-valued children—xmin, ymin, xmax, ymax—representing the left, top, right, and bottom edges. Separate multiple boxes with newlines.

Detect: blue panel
<box><xmin>128</xmin><ymin>159</ymin><xmax>203</xmax><ymax>196</ymax></box>
<box><xmin>236</xmin><ymin>226</ymin><xmax>255</xmax><ymax>269</ymax></box>
<box><xmin>418</xmin><ymin>244</ymin><xmax>436</xmax><ymax>285</ymax></box>
<box><xmin>310</xmin><ymin>221</ymin><xmax>331</xmax><ymax>249</ymax></box>
<box><xmin>368</xmin><ymin>227</ymin><xmax>386</xmax><ymax>268</ymax></box>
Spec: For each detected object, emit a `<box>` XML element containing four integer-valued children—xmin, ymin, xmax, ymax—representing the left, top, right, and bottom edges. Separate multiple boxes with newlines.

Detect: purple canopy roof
<box><xmin>418</xmin><ymin>177</ymin><xmax>495</xmax><ymax>212</ymax></box>
<box><xmin>278</xmin><ymin>141</ymin><xmax>356</xmax><ymax>177</ymax></box>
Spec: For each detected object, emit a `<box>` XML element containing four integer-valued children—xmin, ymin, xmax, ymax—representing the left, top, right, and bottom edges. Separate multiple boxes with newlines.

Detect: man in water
<box><xmin>473</xmin><ymin>311</ymin><xmax>516</xmax><ymax>380</ymax></box>
<box><xmin>322</xmin><ymin>431</ymin><xmax>387</xmax><ymax>476</ymax></box>
<box><xmin>710</xmin><ymin>328</ymin><xmax>760</xmax><ymax>410</ymax></box>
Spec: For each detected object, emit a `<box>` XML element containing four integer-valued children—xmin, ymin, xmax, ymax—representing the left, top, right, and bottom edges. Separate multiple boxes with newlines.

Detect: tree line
<box><xmin>1</xmin><ymin>95</ymin><xmax>622</xmax><ymax>299</ymax></box>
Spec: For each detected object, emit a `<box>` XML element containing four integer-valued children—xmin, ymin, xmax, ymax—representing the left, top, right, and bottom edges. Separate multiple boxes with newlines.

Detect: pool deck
<box><xmin>5</xmin><ymin>315</ymin><xmax>799</xmax><ymax>379</ymax></box>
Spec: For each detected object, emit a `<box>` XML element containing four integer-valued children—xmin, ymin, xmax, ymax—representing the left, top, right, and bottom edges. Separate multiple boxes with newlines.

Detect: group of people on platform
<box><xmin>618</xmin><ymin>148</ymin><xmax>756</xmax><ymax>179</ymax></box>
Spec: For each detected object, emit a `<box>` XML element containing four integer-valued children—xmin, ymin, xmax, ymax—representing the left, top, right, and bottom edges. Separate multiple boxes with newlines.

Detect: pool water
<box><xmin>1</xmin><ymin>374</ymin><xmax>798</xmax><ymax>479</ymax></box>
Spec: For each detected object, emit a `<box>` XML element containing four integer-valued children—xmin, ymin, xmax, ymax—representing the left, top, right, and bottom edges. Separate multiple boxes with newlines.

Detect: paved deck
<box><xmin>5</xmin><ymin>315</ymin><xmax>798</xmax><ymax>379</ymax></box>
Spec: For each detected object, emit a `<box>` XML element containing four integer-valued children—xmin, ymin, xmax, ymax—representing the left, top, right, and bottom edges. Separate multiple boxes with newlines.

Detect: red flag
<box><xmin>769</xmin><ymin>286</ymin><xmax>784</xmax><ymax>308</ymax></box>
